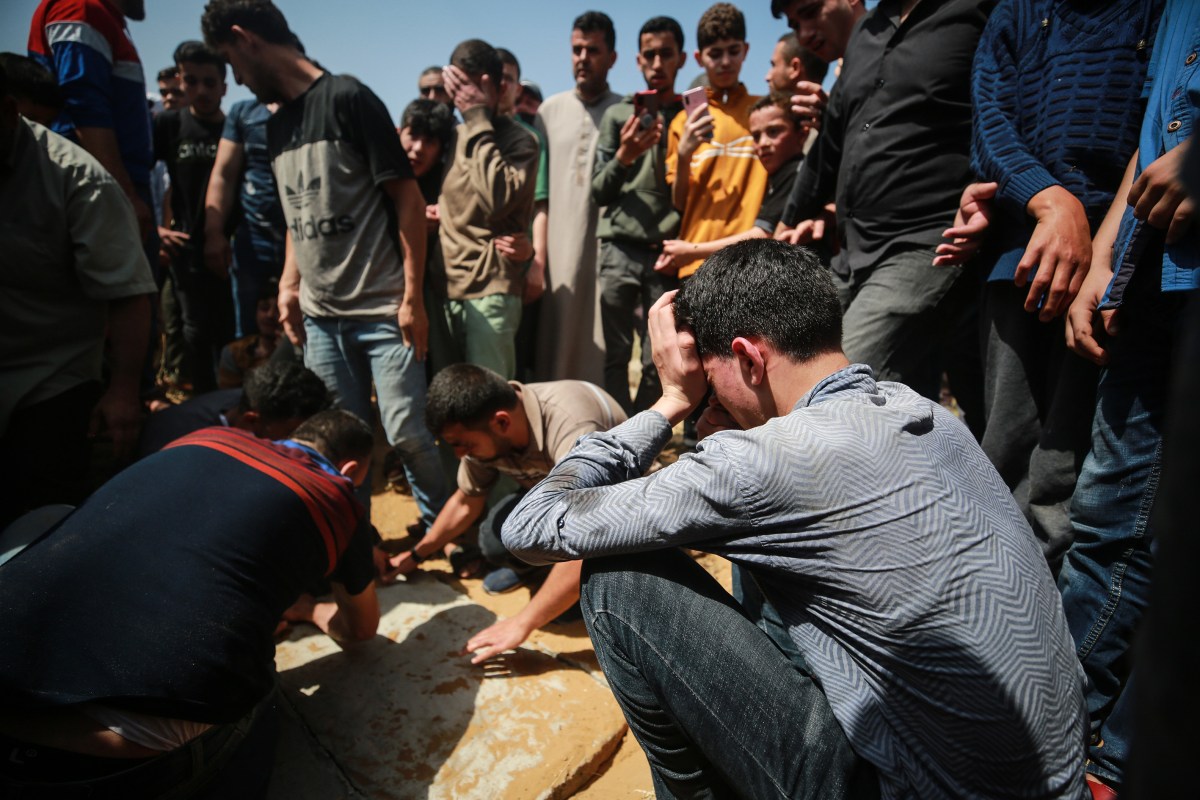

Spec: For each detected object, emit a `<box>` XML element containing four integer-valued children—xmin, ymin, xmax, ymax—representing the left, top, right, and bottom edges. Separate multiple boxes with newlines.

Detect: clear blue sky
<box><xmin>2</xmin><ymin>0</ymin><xmax>843</xmax><ymax>122</ymax></box>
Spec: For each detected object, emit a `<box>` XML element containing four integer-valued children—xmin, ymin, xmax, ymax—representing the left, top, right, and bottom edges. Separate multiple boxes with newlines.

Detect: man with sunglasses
<box><xmin>153</xmin><ymin>40</ymin><xmax>234</xmax><ymax>394</ymax></box>
<box><xmin>418</xmin><ymin>65</ymin><xmax>452</xmax><ymax>107</ymax></box>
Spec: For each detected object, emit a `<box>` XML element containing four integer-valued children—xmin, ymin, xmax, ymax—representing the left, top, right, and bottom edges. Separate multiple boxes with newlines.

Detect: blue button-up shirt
<box><xmin>1106</xmin><ymin>0</ymin><xmax>1200</xmax><ymax>305</ymax></box>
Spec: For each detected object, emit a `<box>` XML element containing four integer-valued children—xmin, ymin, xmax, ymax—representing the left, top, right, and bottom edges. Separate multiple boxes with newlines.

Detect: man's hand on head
<box><xmin>648</xmin><ymin>291</ymin><xmax>707</xmax><ymax>426</ymax></box>
<box><xmin>444</xmin><ymin>64</ymin><xmax>494</xmax><ymax>114</ymax></box>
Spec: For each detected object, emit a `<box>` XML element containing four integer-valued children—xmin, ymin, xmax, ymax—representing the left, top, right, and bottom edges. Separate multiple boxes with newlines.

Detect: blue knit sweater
<box><xmin>971</xmin><ymin>0</ymin><xmax>1162</xmax><ymax>282</ymax></box>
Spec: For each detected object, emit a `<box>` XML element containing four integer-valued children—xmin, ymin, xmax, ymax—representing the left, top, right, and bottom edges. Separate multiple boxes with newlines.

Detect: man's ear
<box><xmin>731</xmin><ymin>337</ymin><xmax>767</xmax><ymax>385</ymax></box>
<box><xmin>788</xmin><ymin>56</ymin><xmax>804</xmax><ymax>81</ymax></box>
<box><xmin>338</xmin><ymin>457</ymin><xmax>370</xmax><ymax>487</ymax></box>
<box><xmin>491</xmin><ymin>409</ymin><xmax>512</xmax><ymax>434</ymax></box>
<box><xmin>230</xmin><ymin>24</ymin><xmax>253</xmax><ymax>47</ymax></box>
<box><xmin>694</xmin><ymin>49</ymin><xmax>704</xmax><ymax>69</ymax></box>
<box><xmin>235</xmin><ymin>409</ymin><xmax>259</xmax><ymax>431</ymax></box>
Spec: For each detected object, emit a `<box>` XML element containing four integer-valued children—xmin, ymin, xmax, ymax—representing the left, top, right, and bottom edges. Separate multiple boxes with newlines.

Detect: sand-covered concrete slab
<box><xmin>272</xmin><ymin>573</ymin><xmax>627</xmax><ymax>799</ymax></box>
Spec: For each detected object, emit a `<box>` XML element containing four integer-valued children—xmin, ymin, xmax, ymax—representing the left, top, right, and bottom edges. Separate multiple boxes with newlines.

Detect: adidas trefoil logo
<box><xmin>285</xmin><ymin>172</ymin><xmax>321</xmax><ymax>210</ymax></box>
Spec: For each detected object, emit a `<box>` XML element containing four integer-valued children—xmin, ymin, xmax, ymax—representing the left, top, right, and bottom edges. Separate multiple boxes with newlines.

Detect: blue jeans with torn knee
<box><xmin>581</xmin><ymin>549</ymin><xmax>878</xmax><ymax>800</ymax></box>
<box><xmin>303</xmin><ymin>316</ymin><xmax>447</xmax><ymax>526</ymax></box>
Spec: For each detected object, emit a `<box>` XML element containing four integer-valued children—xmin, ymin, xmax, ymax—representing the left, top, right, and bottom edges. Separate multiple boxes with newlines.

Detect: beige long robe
<box><xmin>533</xmin><ymin>88</ymin><xmax>620</xmax><ymax>383</ymax></box>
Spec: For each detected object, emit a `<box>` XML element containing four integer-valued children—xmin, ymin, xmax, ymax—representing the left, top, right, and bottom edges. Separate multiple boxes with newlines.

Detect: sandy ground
<box><xmin>369</xmin><ymin>483</ymin><xmax>732</xmax><ymax>798</ymax></box>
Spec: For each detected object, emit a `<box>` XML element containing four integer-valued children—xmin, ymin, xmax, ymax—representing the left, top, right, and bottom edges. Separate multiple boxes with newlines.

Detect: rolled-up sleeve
<box><xmin>501</xmin><ymin>411</ymin><xmax>753</xmax><ymax>564</ymax></box>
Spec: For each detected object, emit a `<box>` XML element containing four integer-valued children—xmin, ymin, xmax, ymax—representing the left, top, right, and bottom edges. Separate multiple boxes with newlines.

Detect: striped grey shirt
<box><xmin>503</xmin><ymin>365</ymin><xmax>1088</xmax><ymax>799</ymax></box>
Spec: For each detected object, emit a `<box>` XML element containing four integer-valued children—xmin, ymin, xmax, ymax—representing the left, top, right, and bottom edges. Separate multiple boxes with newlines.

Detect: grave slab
<box><xmin>271</xmin><ymin>574</ymin><xmax>627</xmax><ymax>799</ymax></box>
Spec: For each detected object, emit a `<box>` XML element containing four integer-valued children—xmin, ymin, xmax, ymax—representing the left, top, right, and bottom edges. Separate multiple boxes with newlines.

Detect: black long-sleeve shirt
<box><xmin>783</xmin><ymin>0</ymin><xmax>993</xmax><ymax>276</ymax></box>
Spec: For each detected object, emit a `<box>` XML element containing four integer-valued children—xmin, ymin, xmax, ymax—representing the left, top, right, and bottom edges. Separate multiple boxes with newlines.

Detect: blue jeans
<box><xmin>303</xmin><ymin>317</ymin><xmax>447</xmax><ymax>525</ymax></box>
<box><xmin>582</xmin><ymin>550</ymin><xmax>878</xmax><ymax>800</ymax></box>
<box><xmin>230</xmin><ymin>223</ymin><xmax>285</xmax><ymax>339</ymax></box>
<box><xmin>1057</xmin><ymin>263</ymin><xmax>1183</xmax><ymax>788</ymax></box>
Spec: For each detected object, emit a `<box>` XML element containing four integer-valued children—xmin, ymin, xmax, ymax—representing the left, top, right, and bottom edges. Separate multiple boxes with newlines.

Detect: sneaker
<box><xmin>482</xmin><ymin>567</ymin><xmax>526</xmax><ymax>595</ymax></box>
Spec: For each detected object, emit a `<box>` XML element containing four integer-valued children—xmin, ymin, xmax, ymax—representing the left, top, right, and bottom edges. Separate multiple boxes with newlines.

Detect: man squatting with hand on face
<box><xmin>501</xmin><ymin>239</ymin><xmax>1090</xmax><ymax>799</ymax></box>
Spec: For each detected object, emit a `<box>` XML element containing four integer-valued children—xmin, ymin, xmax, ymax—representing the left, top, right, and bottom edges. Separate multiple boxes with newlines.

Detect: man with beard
<box><xmin>384</xmin><ymin>364</ymin><xmax>625</xmax><ymax>663</ymax></box>
<box><xmin>532</xmin><ymin>11</ymin><xmax>621</xmax><ymax>384</ymax></box>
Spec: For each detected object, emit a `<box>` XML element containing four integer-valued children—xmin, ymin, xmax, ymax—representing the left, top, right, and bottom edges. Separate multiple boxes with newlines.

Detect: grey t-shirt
<box><xmin>268</xmin><ymin>73</ymin><xmax>414</xmax><ymax>319</ymax></box>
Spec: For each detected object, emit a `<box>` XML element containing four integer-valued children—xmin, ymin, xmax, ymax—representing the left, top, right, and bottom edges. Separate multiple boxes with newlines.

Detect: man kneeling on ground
<box><xmin>385</xmin><ymin>363</ymin><xmax>625</xmax><ymax>663</ymax></box>
<box><xmin>0</xmin><ymin>409</ymin><xmax>379</xmax><ymax>798</ymax></box>
<box><xmin>502</xmin><ymin>239</ymin><xmax>1088</xmax><ymax>799</ymax></box>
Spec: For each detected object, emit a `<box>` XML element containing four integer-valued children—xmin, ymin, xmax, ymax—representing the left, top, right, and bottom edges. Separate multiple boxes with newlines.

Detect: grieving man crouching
<box><xmin>0</xmin><ymin>409</ymin><xmax>380</xmax><ymax>798</ymax></box>
<box><xmin>502</xmin><ymin>240</ymin><xmax>1089</xmax><ymax>799</ymax></box>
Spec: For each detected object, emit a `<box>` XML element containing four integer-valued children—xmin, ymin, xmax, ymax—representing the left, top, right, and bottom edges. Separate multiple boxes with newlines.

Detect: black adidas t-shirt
<box><xmin>154</xmin><ymin>109</ymin><xmax>225</xmax><ymax>235</ymax></box>
<box><xmin>268</xmin><ymin>73</ymin><xmax>414</xmax><ymax>319</ymax></box>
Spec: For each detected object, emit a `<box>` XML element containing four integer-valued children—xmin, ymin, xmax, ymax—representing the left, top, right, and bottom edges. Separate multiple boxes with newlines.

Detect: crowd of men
<box><xmin>0</xmin><ymin>0</ymin><xmax>1196</xmax><ymax>797</ymax></box>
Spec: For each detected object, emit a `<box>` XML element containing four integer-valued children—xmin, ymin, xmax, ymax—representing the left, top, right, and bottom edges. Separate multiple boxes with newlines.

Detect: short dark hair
<box><xmin>697</xmin><ymin>3</ymin><xmax>746</xmax><ymax>50</ymax></box>
<box><xmin>420</xmin><ymin>65</ymin><xmax>443</xmax><ymax>79</ymax></box>
<box><xmin>202</xmin><ymin>0</ymin><xmax>297</xmax><ymax>47</ymax></box>
<box><xmin>751</xmin><ymin>91</ymin><xmax>803</xmax><ymax>128</ymax></box>
<box><xmin>173</xmin><ymin>40</ymin><xmax>227</xmax><ymax>80</ymax></box>
<box><xmin>400</xmin><ymin>98</ymin><xmax>454</xmax><ymax>151</ymax></box>
<box><xmin>673</xmin><ymin>240</ymin><xmax>842</xmax><ymax>362</ymax></box>
<box><xmin>639</xmin><ymin>16</ymin><xmax>685</xmax><ymax>51</ymax></box>
<box><xmin>156</xmin><ymin>66</ymin><xmax>179</xmax><ymax>83</ymax></box>
<box><xmin>778</xmin><ymin>32</ymin><xmax>829</xmax><ymax>85</ymax></box>
<box><xmin>425</xmin><ymin>364</ymin><xmax>518</xmax><ymax>436</ymax></box>
<box><xmin>0</xmin><ymin>53</ymin><xmax>62</xmax><ymax>111</ymax></box>
<box><xmin>770</xmin><ymin>0</ymin><xmax>795</xmax><ymax>17</ymax></box>
<box><xmin>573</xmin><ymin>11</ymin><xmax>616</xmax><ymax>53</ymax></box>
<box><xmin>495</xmin><ymin>47</ymin><xmax>520</xmax><ymax>79</ymax></box>
<box><xmin>450</xmin><ymin>39</ymin><xmax>503</xmax><ymax>88</ymax></box>
<box><xmin>290</xmin><ymin>409</ymin><xmax>374</xmax><ymax>465</ymax></box>
<box><xmin>239</xmin><ymin>361</ymin><xmax>333</xmax><ymax>422</ymax></box>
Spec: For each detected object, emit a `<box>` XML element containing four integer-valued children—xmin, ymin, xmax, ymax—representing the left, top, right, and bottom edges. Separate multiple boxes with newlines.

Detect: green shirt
<box><xmin>591</xmin><ymin>94</ymin><xmax>683</xmax><ymax>245</ymax></box>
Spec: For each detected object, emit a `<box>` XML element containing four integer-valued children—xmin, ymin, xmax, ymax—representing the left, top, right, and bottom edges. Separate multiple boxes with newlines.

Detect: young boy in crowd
<box><xmin>154</xmin><ymin>40</ymin><xmax>234</xmax><ymax>394</ymax></box>
<box><xmin>660</xmin><ymin>93</ymin><xmax>807</xmax><ymax>263</ymax></box>
<box><xmin>398</xmin><ymin>97</ymin><xmax>458</xmax><ymax>376</ymax></box>
<box><xmin>661</xmin><ymin>3</ymin><xmax>766</xmax><ymax>280</ymax></box>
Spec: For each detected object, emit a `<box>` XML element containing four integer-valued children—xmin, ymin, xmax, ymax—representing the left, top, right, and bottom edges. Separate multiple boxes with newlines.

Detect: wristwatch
<box><xmin>409</xmin><ymin>547</ymin><xmax>426</xmax><ymax>564</ymax></box>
